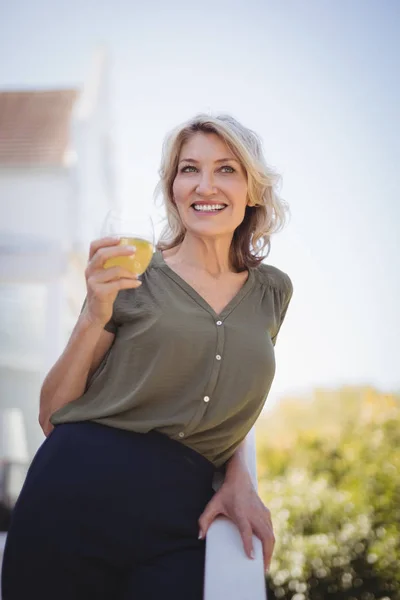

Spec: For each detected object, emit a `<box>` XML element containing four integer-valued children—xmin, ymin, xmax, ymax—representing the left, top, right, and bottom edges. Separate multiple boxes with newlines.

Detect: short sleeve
<box><xmin>271</xmin><ymin>271</ymin><xmax>293</xmax><ymax>347</ymax></box>
<box><xmin>79</xmin><ymin>296</ymin><xmax>118</xmax><ymax>335</ymax></box>
<box><xmin>103</xmin><ymin>313</ymin><xmax>118</xmax><ymax>334</ymax></box>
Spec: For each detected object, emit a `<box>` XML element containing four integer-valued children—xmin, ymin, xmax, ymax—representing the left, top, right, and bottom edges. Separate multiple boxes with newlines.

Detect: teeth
<box><xmin>193</xmin><ymin>204</ymin><xmax>226</xmax><ymax>212</ymax></box>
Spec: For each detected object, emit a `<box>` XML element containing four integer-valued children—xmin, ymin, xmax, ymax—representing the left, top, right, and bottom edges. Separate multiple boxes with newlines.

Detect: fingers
<box><xmin>83</xmin><ymin>238</ymin><xmax>141</xmax><ymax>328</ymax></box>
<box><xmin>264</xmin><ymin>532</ymin><xmax>275</xmax><ymax>571</ymax></box>
<box><xmin>86</xmin><ymin>261</ymin><xmax>142</xmax><ymax>296</ymax></box>
<box><xmin>198</xmin><ymin>496</ymin><xmax>226</xmax><ymax>539</ymax></box>
<box><xmin>200</xmin><ymin>491</ymin><xmax>275</xmax><ymax>571</ymax></box>
<box><xmin>237</xmin><ymin>516</ymin><xmax>255</xmax><ymax>560</ymax></box>
<box><xmin>253</xmin><ymin>518</ymin><xmax>275</xmax><ymax>571</ymax></box>
<box><xmin>237</xmin><ymin>503</ymin><xmax>274</xmax><ymax>569</ymax></box>
<box><xmin>88</xmin><ymin>276</ymin><xmax>142</xmax><ymax>297</ymax></box>
<box><xmin>105</xmin><ymin>278</ymin><xmax>142</xmax><ymax>292</ymax></box>
<box><xmin>88</xmin><ymin>243</ymin><xmax>136</xmax><ymax>273</ymax></box>
<box><xmin>88</xmin><ymin>237</ymin><xmax>121</xmax><ymax>261</ymax></box>
<box><xmin>91</xmin><ymin>266</ymin><xmax>138</xmax><ymax>284</ymax></box>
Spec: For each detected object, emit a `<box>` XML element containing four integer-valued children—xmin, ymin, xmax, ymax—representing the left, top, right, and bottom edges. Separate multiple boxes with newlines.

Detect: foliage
<box><xmin>256</xmin><ymin>386</ymin><xmax>400</xmax><ymax>600</ymax></box>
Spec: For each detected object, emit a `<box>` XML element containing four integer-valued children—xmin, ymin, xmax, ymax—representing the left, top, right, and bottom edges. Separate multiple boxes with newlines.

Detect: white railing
<box><xmin>0</xmin><ymin>532</ymin><xmax>6</xmax><ymax>600</ymax></box>
<box><xmin>204</xmin><ymin>427</ymin><xmax>267</xmax><ymax>599</ymax></box>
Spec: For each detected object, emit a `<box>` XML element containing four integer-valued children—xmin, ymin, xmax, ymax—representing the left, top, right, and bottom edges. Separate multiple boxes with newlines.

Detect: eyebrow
<box><xmin>179</xmin><ymin>157</ymin><xmax>239</xmax><ymax>164</ymax></box>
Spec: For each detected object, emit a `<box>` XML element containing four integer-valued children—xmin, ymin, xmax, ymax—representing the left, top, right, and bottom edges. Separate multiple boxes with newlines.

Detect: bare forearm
<box><xmin>225</xmin><ymin>438</ymin><xmax>249</xmax><ymax>482</ymax></box>
<box><xmin>38</xmin><ymin>236</ymin><xmax>140</xmax><ymax>436</ymax></box>
<box><xmin>39</xmin><ymin>315</ymin><xmax>105</xmax><ymax>433</ymax></box>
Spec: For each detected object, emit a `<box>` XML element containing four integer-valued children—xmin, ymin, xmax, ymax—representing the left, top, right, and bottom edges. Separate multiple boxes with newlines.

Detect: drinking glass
<box><xmin>100</xmin><ymin>209</ymin><xmax>155</xmax><ymax>277</ymax></box>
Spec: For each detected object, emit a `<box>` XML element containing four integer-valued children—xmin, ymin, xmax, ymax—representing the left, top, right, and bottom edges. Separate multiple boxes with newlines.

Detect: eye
<box><xmin>220</xmin><ymin>165</ymin><xmax>235</xmax><ymax>173</ymax></box>
<box><xmin>181</xmin><ymin>165</ymin><xmax>198</xmax><ymax>173</ymax></box>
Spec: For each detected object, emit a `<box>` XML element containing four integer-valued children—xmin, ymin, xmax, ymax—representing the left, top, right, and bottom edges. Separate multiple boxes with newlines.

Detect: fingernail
<box><xmin>198</xmin><ymin>531</ymin><xmax>203</xmax><ymax>540</ymax></box>
<box><xmin>127</xmin><ymin>246</ymin><xmax>136</xmax><ymax>252</ymax></box>
<box><xmin>250</xmin><ymin>550</ymin><xmax>255</xmax><ymax>559</ymax></box>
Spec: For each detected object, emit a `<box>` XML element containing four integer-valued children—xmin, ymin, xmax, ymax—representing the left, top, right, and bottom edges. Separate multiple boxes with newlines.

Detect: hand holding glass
<box><xmin>101</xmin><ymin>210</ymin><xmax>154</xmax><ymax>276</ymax></box>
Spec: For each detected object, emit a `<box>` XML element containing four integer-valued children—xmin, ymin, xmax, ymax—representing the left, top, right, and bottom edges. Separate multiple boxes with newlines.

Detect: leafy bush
<box><xmin>256</xmin><ymin>387</ymin><xmax>400</xmax><ymax>599</ymax></box>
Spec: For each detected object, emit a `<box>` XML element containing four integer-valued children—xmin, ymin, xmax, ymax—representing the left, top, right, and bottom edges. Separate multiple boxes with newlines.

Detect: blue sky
<box><xmin>1</xmin><ymin>0</ymin><xmax>399</xmax><ymax>405</ymax></box>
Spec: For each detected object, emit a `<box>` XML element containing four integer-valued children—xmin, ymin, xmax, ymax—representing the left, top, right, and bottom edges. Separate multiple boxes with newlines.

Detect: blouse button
<box><xmin>178</xmin><ymin>431</ymin><xmax>185</xmax><ymax>438</ymax></box>
<box><xmin>216</xmin><ymin>320</ymin><xmax>223</xmax><ymax>326</ymax></box>
<box><xmin>216</xmin><ymin>355</ymin><xmax>222</xmax><ymax>361</ymax></box>
<box><xmin>203</xmin><ymin>396</ymin><xmax>210</xmax><ymax>403</ymax></box>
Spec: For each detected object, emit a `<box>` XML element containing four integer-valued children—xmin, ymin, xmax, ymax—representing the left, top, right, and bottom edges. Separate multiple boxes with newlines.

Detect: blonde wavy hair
<box><xmin>155</xmin><ymin>113</ymin><xmax>290</xmax><ymax>271</ymax></box>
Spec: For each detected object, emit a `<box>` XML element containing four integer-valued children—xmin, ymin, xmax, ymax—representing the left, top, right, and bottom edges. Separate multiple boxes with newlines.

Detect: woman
<box><xmin>1</xmin><ymin>114</ymin><xmax>293</xmax><ymax>599</ymax></box>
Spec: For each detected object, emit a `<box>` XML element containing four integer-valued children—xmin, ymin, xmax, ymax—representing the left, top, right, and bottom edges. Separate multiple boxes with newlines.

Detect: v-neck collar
<box><xmin>153</xmin><ymin>250</ymin><xmax>255</xmax><ymax>319</ymax></box>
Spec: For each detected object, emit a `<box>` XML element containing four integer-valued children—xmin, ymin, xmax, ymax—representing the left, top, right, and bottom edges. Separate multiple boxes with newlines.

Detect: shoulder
<box><xmin>253</xmin><ymin>262</ymin><xmax>293</xmax><ymax>302</ymax></box>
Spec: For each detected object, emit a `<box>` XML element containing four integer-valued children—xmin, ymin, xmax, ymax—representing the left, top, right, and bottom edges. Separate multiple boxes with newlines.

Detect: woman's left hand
<box><xmin>198</xmin><ymin>467</ymin><xmax>275</xmax><ymax>572</ymax></box>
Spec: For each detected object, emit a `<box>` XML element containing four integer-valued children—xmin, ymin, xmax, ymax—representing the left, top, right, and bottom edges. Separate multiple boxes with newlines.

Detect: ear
<box><xmin>246</xmin><ymin>193</ymin><xmax>257</xmax><ymax>207</ymax></box>
<box><xmin>247</xmin><ymin>196</ymin><xmax>260</xmax><ymax>208</ymax></box>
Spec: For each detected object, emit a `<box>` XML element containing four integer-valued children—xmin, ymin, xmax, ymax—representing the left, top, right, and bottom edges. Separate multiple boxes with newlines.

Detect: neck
<box><xmin>168</xmin><ymin>233</ymin><xmax>234</xmax><ymax>276</ymax></box>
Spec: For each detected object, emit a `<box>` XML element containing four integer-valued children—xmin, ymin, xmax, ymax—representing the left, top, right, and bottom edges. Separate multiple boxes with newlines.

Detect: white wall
<box><xmin>0</xmin><ymin>282</ymin><xmax>64</xmax><ymax>458</ymax></box>
<box><xmin>0</xmin><ymin>168</ymin><xmax>72</xmax><ymax>247</ymax></box>
<box><xmin>70</xmin><ymin>101</ymin><xmax>116</xmax><ymax>253</ymax></box>
<box><xmin>0</xmin><ymin>168</ymin><xmax>77</xmax><ymax>460</ymax></box>
<box><xmin>0</xmin><ymin>367</ymin><xmax>44</xmax><ymax>458</ymax></box>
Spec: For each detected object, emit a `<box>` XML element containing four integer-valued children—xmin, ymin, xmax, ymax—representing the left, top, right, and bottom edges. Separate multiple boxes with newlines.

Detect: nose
<box><xmin>195</xmin><ymin>171</ymin><xmax>217</xmax><ymax>198</ymax></box>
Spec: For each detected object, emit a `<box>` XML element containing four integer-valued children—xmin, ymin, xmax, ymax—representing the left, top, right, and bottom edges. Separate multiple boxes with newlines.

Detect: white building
<box><xmin>0</xmin><ymin>51</ymin><xmax>116</xmax><ymax>459</ymax></box>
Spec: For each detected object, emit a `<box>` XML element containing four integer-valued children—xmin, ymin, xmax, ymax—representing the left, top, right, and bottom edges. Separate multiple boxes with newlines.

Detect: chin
<box><xmin>186</xmin><ymin>223</ymin><xmax>233</xmax><ymax>239</ymax></box>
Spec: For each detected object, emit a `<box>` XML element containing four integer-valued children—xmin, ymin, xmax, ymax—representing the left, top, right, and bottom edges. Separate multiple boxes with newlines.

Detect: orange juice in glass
<box><xmin>101</xmin><ymin>209</ymin><xmax>154</xmax><ymax>276</ymax></box>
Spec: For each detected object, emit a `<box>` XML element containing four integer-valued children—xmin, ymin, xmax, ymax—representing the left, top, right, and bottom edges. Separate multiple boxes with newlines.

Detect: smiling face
<box><xmin>172</xmin><ymin>132</ymin><xmax>249</xmax><ymax>241</ymax></box>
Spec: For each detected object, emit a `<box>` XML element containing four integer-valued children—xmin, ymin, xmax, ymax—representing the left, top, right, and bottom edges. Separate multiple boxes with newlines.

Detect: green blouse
<box><xmin>51</xmin><ymin>251</ymin><xmax>293</xmax><ymax>468</ymax></box>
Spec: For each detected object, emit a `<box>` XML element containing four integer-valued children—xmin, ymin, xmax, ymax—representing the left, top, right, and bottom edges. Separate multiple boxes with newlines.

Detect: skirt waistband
<box><xmin>52</xmin><ymin>421</ymin><xmax>216</xmax><ymax>481</ymax></box>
